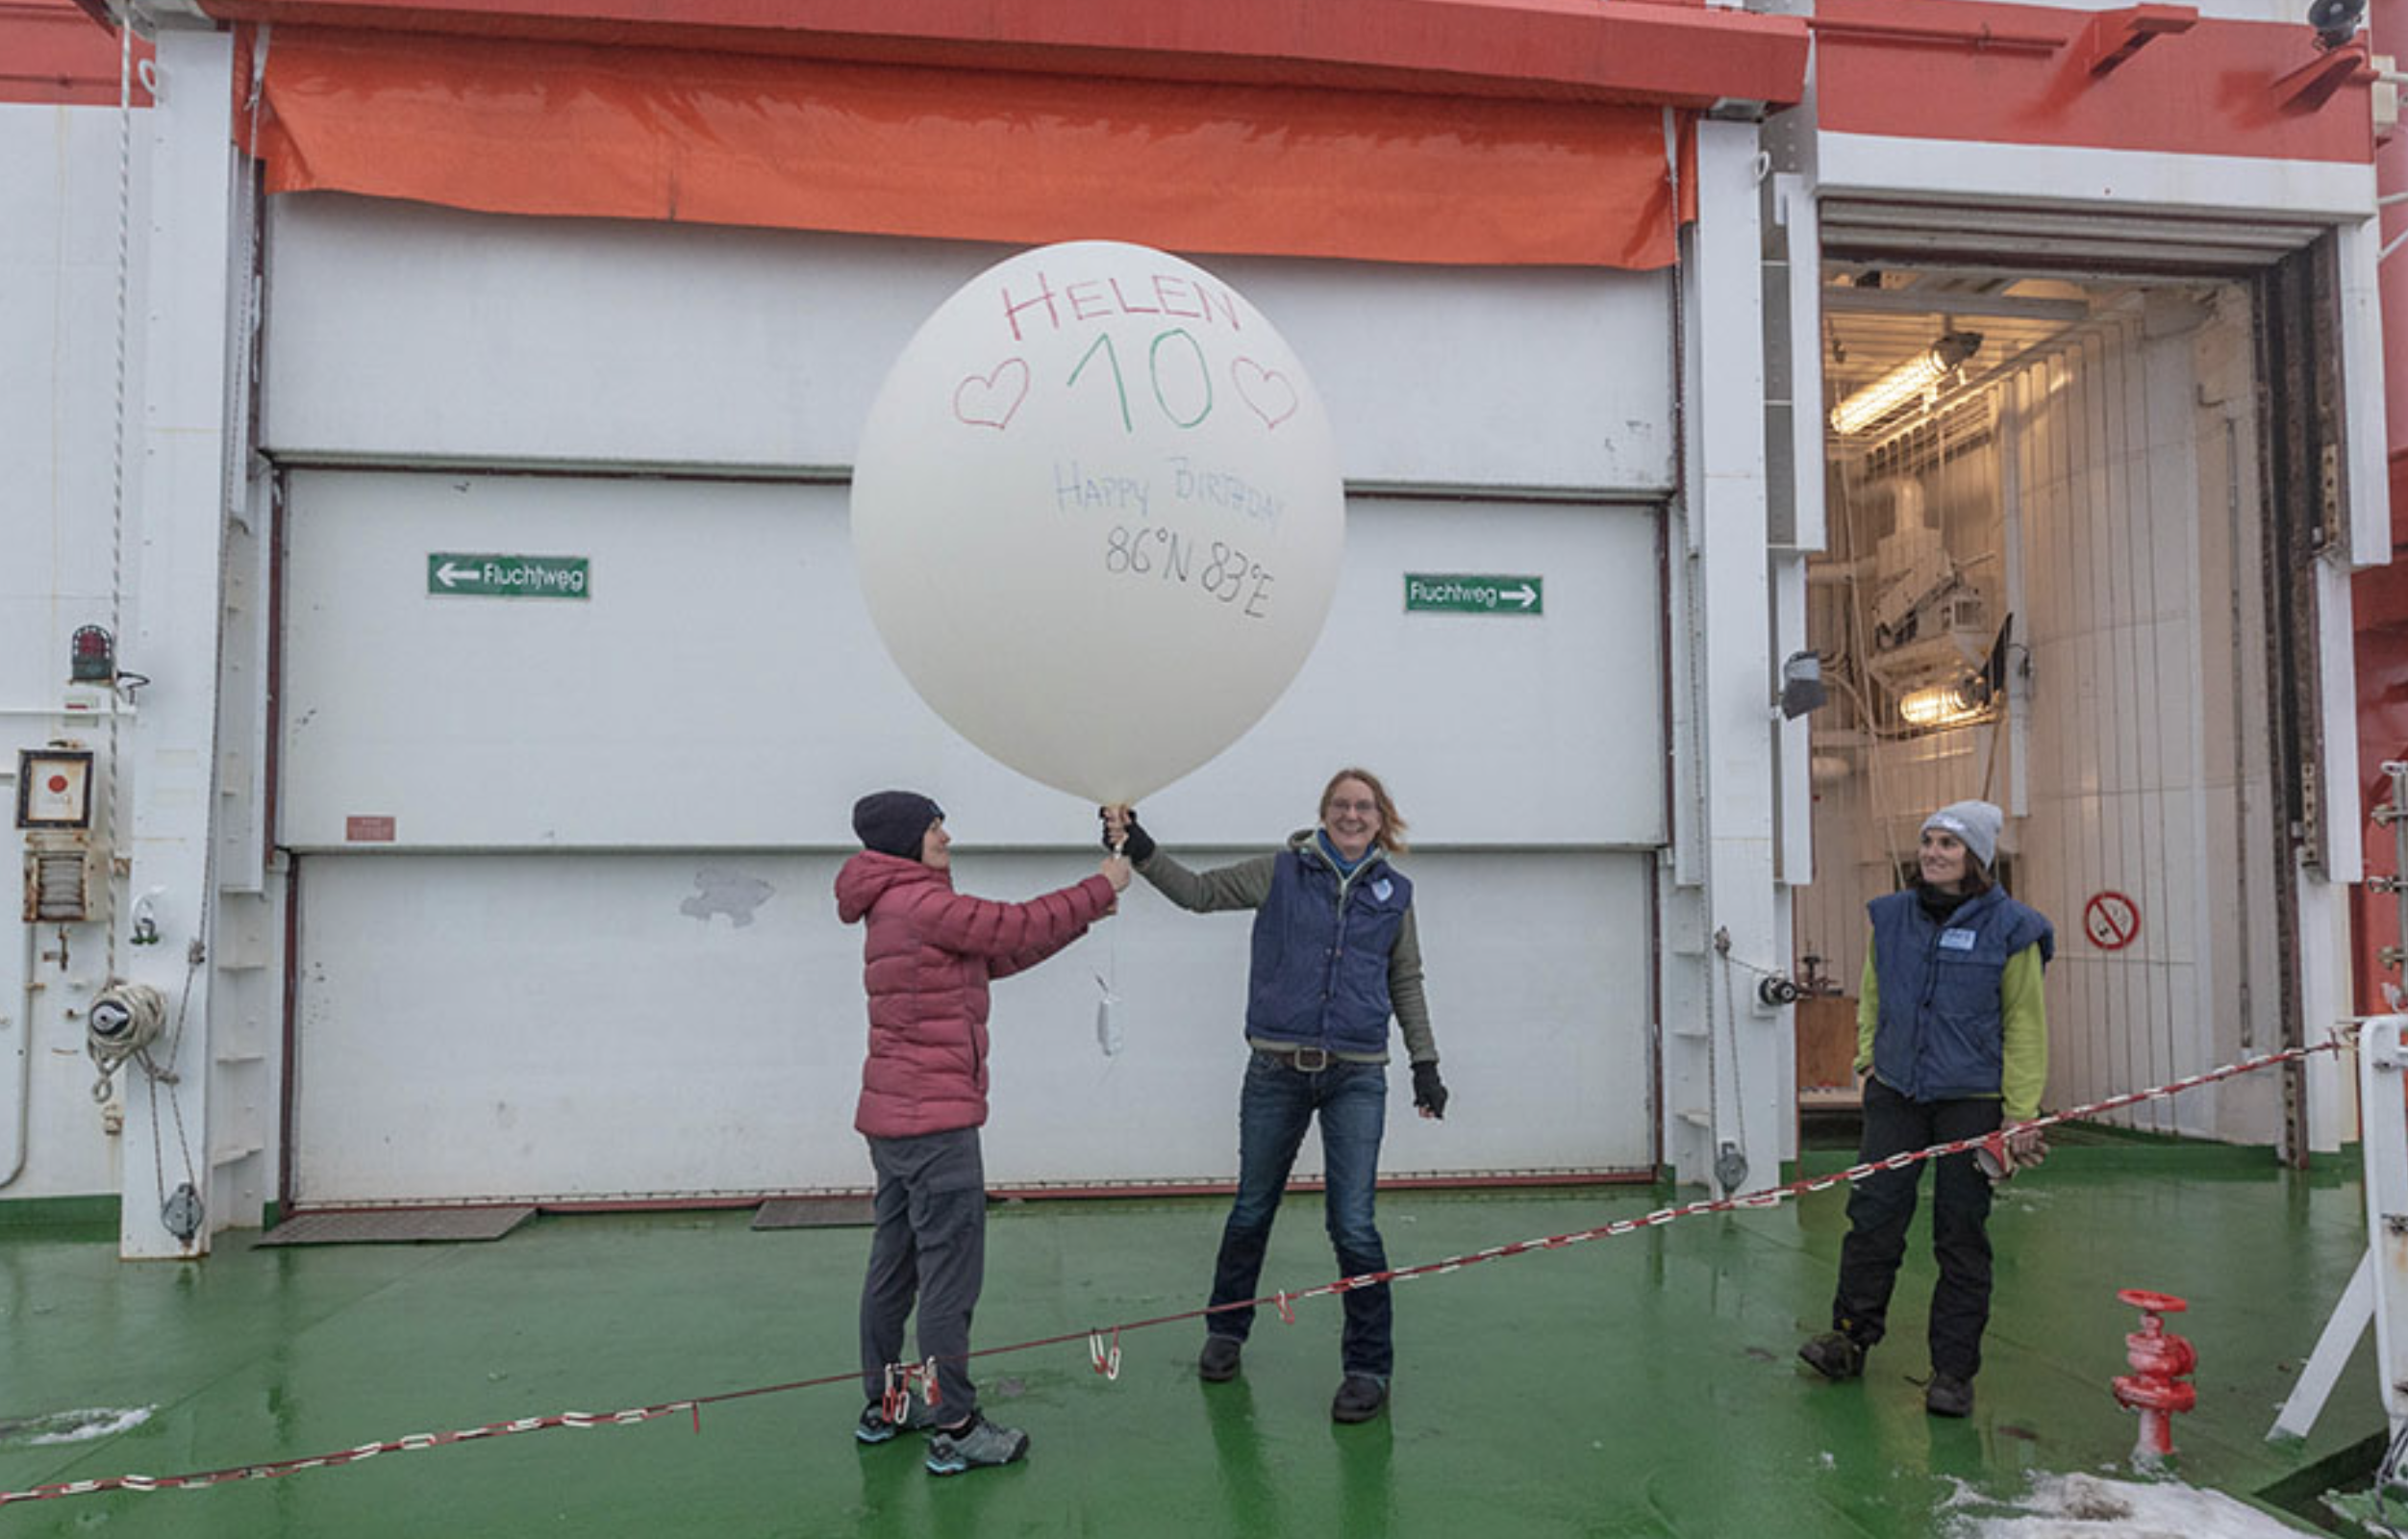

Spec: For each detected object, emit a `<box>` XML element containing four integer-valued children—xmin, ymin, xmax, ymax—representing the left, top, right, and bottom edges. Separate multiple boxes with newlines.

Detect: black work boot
<box><xmin>1798</xmin><ymin>1331</ymin><xmax>1866</xmax><ymax>1381</ymax></box>
<box><xmin>1331</xmin><ymin>1375</ymin><xmax>1389</xmax><ymax>1424</ymax></box>
<box><xmin>1924</xmin><ymin>1373</ymin><xmax>1974</xmax><ymax>1417</ymax></box>
<box><xmin>1198</xmin><ymin>1335</ymin><xmax>1242</xmax><ymax>1383</ymax></box>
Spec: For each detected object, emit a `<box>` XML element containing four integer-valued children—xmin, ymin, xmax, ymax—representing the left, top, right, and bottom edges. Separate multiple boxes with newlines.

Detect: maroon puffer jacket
<box><xmin>836</xmin><ymin>851</ymin><xmax>1116</xmax><ymax>1139</ymax></box>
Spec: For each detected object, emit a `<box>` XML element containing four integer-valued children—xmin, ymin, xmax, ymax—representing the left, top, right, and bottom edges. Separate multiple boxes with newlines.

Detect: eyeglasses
<box><xmin>1327</xmin><ymin>799</ymin><xmax>1379</xmax><ymax>815</ymax></box>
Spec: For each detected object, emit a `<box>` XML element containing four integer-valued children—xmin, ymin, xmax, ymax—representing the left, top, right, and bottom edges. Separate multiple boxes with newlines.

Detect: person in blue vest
<box><xmin>1102</xmin><ymin>768</ymin><xmax>1445</xmax><ymax>1425</ymax></box>
<box><xmin>1798</xmin><ymin>798</ymin><xmax>2053</xmax><ymax>1419</ymax></box>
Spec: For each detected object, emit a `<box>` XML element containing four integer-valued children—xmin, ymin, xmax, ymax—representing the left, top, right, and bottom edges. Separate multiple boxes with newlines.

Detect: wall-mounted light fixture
<box><xmin>2309</xmin><ymin>0</ymin><xmax>2365</xmax><ymax>50</ymax></box>
<box><xmin>1897</xmin><ymin>674</ymin><xmax>1992</xmax><ymax>728</ymax></box>
<box><xmin>1779</xmin><ymin>650</ymin><xmax>1829</xmax><ymax>719</ymax></box>
<box><xmin>1829</xmin><ymin>330</ymin><xmax>1983</xmax><ymax>436</ymax></box>
<box><xmin>68</xmin><ymin>625</ymin><xmax>114</xmax><ymax>684</ymax></box>
<box><xmin>1894</xmin><ymin>615</ymin><xmax>2017</xmax><ymax>730</ymax></box>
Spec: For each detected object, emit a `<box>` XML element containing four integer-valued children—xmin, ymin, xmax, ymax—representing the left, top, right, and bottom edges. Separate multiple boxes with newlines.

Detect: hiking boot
<box><xmin>856</xmin><ymin>1396</ymin><xmax>933</xmax><ymax>1445</ymax></box>
<box><xmin>1331</xmin><ymin>1375</ymin><xmax>1389</xmax><ymax>1424</ymax></box>
<box><xmin>1199</xmin><ymin>1335</ymin><xmax>1243</xmax><ymax>1383</ymax></box>
<box><xmin>1798</xmin><ymin>1331</ymin><xmax>1866</xmax><ymax>1381</ymax></box>
<box><xmin>1925</xmin><ymin>1373</ymin><xmax>1974</xmax><ymax>1418</ymax></box>
<box><xmin>924</xmin><ymin>1414</ymin><xmax>1030</xmax><ymax>1475</ymax></box>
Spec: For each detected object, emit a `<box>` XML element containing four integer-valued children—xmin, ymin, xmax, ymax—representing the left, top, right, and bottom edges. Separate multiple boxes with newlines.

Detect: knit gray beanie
<box><xmin>1921</xmin><ymin>800</ymin><xmax>2002</xmax><ymax>869</ymax></box>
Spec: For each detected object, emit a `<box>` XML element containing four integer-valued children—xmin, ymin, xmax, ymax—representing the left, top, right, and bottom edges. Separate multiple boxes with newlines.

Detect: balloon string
<box><xmin>1100</xmin><ymin>831</ymin><xmax>1124</xmax><ymax>1057</ymax></box>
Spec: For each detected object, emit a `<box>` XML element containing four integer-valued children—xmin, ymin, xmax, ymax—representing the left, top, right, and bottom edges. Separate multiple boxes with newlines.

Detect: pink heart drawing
<box><xmin>954</xmin><ymin>358</ymin><xmax>1030</xmax><ymax>430</ymax></box>
<box><xmin>1232</xmin><ymin>358</ymin><xmax>1298</xmax><ymax>430</ymax></box>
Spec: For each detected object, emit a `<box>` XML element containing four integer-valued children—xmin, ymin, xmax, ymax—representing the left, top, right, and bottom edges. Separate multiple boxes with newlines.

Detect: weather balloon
<box><xmin>851</xmin><ymin>240</ymin><xmax>1344</xmax><ymax>803</ymax></box>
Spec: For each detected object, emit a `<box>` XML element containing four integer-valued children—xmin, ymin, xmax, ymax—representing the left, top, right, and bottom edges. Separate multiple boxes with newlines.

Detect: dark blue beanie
<box><xmin>852</xmin><ymin>791</ymin><xmax>943</xmax><ymax>859</ymax></box>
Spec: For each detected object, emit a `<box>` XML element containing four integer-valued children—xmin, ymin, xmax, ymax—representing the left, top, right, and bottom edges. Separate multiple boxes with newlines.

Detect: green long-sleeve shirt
<box><xmin>1855</xmin><ymin>938</ymin><xmax>2047</xmax><ymax>1121</ymax></box>
<box><xmin>1133</xmin><ymin>832</ymin><xmax>1437</xmax><ymax>1067</ymax></box>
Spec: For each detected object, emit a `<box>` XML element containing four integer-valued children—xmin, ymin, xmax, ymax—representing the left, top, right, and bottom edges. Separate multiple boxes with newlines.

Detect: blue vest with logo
<box><xmin>1867</xmin><ymin>886</ymin><xmax>2054</xmax><ymax>1103</ymax></box>
<box><xmin>1244</xmin><ymin>846</ymin><xmax>1413</xmax><ymax>1056</ymax></box>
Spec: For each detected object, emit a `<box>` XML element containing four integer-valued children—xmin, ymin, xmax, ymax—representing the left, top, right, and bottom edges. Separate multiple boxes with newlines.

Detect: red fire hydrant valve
<box><xmin>2110</xmin><ymin>1288</ymin><xmax>2197</xmax><ymax>1458</ymax></box>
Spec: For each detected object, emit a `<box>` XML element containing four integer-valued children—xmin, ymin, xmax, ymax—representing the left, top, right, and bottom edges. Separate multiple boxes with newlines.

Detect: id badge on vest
<box><xmin>1938</xmin><ymin>927</ymin><xmax>1979</xmax><ymax>952</ymax></box>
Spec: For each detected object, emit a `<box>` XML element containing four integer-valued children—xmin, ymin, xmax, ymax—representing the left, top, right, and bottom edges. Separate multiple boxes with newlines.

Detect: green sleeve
<box><xmin>1855</xmin><ymin>943</ymin><xmax>1878</xmax><ymax>1077</ymax></box>
<box><xmin>1389</xmin><ymin>907</ymin><xmax>1437</xmax><ymax>1065</ymax></box>
<box><xmin>1133</xmin><ymin>848</ymin><xmax>1277</xmax><ymax>914</ymax></box>
<box><xmin>1998</xmin><ymin>943</ymin><xmax>2048</xmax><ymax>1121</ymax></box>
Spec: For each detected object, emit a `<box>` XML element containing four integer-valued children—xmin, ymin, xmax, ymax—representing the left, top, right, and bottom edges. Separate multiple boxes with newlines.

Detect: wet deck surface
<box><xmin>0</xmin><ymin>1139</ymin><xmax>2385</xmax><ymax>1536</ymax></box>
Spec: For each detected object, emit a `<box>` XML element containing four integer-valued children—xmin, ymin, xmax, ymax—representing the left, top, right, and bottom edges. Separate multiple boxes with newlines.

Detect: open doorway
<box><xmin>1795</xmin><ymin>263</ymin><xmax>2292</xmax><ymax>1146</ymax></box>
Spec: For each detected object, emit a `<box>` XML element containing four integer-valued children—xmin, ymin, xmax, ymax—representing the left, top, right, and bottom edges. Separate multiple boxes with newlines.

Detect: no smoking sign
<box><xmin>2084</xmin><ymin>891</ymin><xmax>2141</xmax><ymax>951</ymax></box>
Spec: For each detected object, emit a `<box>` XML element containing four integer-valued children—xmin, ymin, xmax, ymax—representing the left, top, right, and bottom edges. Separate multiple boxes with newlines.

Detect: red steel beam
<box><xmin>189</xmin><ymin>0</ymin><xmax>1809</xmax><ymax>110</ymax></box>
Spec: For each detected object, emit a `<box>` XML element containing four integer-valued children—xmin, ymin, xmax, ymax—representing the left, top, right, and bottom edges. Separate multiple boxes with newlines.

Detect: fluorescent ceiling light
<box><xmin>1829</xmin><ymin>330</ymin><xmax>1983</xmax><ymax>436</ymax></box>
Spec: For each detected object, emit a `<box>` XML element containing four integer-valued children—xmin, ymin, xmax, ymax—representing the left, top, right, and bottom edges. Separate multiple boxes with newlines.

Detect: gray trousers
<box><xmin>859</xmin><ymin>1126</ymin><xmax>987</xmax><ymax>1419</ymax></box>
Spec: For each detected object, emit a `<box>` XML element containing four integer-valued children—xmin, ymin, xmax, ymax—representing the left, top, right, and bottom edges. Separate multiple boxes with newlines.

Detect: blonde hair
<box><xmin>1321</xmin><ymin>767</ymin><xmax>1409</xmax><ymax>856</ymax></box>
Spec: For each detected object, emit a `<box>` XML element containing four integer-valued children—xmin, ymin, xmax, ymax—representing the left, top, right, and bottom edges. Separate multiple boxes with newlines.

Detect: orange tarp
<box><xmin>252</xmin><ymin>28</ymin><xmax>1699</xmax><ymax>268</ymax></box>
<box><xmin>1</xmin><ymin>0</ymin><xmax>154</xmax><ymax>107</ymax></box>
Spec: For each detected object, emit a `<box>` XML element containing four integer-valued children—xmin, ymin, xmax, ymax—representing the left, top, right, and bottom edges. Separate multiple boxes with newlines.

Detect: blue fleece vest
<box><xmin>1867</xmin><ymin>886</ymin><xmax>2054</xmax><ymax>1102</ymax></box>
<box><xmin>1244</xmin><ymin>847</ymin><xmax>1412</xmax><ymax>1055</ymax></box>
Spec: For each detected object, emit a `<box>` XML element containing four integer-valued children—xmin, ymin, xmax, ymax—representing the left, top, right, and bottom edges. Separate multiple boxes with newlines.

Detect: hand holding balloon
<box><xmin>1099</xmin><ymin>805</ymin><xmax>1155</xmax><ymax>863</ymax></box>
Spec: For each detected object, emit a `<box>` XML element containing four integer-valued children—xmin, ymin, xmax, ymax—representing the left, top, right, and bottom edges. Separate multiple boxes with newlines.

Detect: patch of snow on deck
<box><xmin>1950</xmin><ymin>1472</ymin><xmax>2317</xmax><ymax>1537</ymax></box>
<box><xmin>7</xmin><ymin>1406</ymin><xmax>155</xmax><ymax>1446</ymax></box>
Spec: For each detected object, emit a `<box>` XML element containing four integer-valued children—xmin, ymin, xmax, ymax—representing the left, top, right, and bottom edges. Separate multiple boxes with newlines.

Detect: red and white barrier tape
<box><xmin>1266</xmin><ymin>1037</ymin><xmax>2347</xmax><ymax>1307</ymax></box>
<box><xmin>0</xmin><ymin>1034</ymin><xmax>2345</xmax><ymax>1507</ymax></box>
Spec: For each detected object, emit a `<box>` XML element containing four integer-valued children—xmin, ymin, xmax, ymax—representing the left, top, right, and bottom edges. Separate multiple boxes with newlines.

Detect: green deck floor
<box><xmin>0</xmin><ymin>1143</ymin><xmax>2387</xmax><ymax>1536</ymax></box>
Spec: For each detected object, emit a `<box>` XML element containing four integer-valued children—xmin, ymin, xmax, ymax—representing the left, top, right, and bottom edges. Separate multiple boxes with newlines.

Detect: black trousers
<box><xmin>1829</xmin><ymin>1076</ymin><xmax>2002</xmax><ymax>1380</ymax></box>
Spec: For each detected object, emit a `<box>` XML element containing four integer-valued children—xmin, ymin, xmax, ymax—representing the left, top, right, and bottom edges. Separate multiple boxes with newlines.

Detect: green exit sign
<box><xmin>1404</xmin><ymin>573</ymin><xmax>1543</xmax><ymax>616</ymax></box>
<box><xmin>428</xmin><ymin>554</ymin><xmax>590</xmax><ymax>599</ymax></box>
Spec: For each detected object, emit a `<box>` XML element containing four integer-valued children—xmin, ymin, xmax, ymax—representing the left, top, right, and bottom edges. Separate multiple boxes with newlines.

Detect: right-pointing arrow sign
<box><xmin>1403</xmin><ymin>573</ymin><xmax>1543</xmax><ymax>617</ymax></box>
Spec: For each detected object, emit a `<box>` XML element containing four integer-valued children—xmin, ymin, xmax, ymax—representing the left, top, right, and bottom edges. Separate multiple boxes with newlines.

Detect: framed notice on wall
<box><xmin>15</xmin><ymin>748</ymin><xmax>94</xmax><ymax>829</ymax></box>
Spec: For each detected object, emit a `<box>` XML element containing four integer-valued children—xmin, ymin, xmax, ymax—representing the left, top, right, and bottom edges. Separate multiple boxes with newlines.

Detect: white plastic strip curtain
<box><xmin>2004</xmin><ymin>306</ymin><xmax>2236</xmax><ymax>1137</ymax></box>
<box><xmin>1809</xmin><ymin>287</ymin><xmax>2231</xmax><ymax>1135</ymax></box>
<box><xmin>1804</xmin><ymin>315</ymin><xmax>2011</xmax><ymax>976</ymax></box>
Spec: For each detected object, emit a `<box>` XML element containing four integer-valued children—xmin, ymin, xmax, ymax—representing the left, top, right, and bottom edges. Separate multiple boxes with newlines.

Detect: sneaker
<box><xmin>856</xmin><ymin>1397</ymin><xmax>933</xmax><ymax>1445</ymax></box>
<box><xmin>1198</xmin><ymin>1335</ymin><xmax>1243</xmax><ymax>1383</ymax></box>
<box><xmin>1798</xmin><ymin>1331</ymin><xmax>1866</xmax><ymax>1381</ymax></box>
<box><xmin>1925</xmin><ymin>1373</ymin><xmax>1974</xmax><ymax>1418</ymax></box>
<box><xmin>1331</xmin><ymin>1375</ymin><xmax>1389</xmax><ymax>1424</ymax></box>
<box><xmin>924</xmin><ymin>1414</ymin><xmax>1030</xmax><ymax>1475</ymax></box>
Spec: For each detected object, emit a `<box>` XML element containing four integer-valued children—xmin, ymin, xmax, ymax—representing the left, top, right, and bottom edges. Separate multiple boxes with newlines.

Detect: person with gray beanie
<box><xmin>835</xmin><ymin>790</ymin><xmax>1129</xmax><ymax>1475</ymax></box>
<box><xmin>1798</xmin><ymin>798</ymin><xmax>2054</xmax><ymax>1420</ymax></box>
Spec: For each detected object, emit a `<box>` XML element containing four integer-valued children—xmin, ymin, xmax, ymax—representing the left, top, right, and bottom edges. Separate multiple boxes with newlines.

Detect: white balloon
<box><xmin>851</xmin><ymin>240</ymin><xmax>1344</xmax><ymax>804</ymax></box>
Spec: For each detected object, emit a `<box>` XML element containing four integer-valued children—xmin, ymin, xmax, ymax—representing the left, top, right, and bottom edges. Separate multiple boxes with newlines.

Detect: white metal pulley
<box><xmin>88</xmin><ymin>979</ymin><xmax>166</xmax><ymax>1100</ymax></box>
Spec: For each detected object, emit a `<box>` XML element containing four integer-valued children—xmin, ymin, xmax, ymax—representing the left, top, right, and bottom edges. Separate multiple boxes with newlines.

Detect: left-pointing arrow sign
<box><xmin>427</xmin><ymin>553</ymin><xmax>591</xmax><ymax>598</ymax></box>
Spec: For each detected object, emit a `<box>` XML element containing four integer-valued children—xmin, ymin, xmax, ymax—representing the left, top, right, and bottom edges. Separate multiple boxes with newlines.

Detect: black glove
<box><xmin>1097</xmin><ymin>807</ymin><xmax>1157</xmax><ymax>864</ymax></box>
<box><xmin>1412</xmin><ymin>1061</ymin><xmax>1448</xmax><ymax>1120</ymax></box>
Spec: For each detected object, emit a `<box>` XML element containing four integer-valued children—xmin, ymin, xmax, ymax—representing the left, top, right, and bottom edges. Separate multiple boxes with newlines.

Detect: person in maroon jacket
<box><xmin>835</xmin><ymin>790</ymin><xmax>1130</xmax><ymax>1476</ymax></box>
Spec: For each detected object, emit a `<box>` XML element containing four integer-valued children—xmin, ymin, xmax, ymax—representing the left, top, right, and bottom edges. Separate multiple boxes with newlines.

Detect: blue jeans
<box><xmin>1206</xmin><ymin>1052</ymin><xmax>1392</xmax><ymax>1378</ymax></box>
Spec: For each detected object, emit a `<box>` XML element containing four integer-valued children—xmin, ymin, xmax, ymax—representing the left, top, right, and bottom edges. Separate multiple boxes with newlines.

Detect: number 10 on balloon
<box><xmin>1068</xmin><ymin>328</ymin><xmax>1214</xmax><ymax>433</ymax></box>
